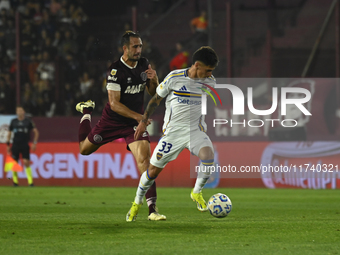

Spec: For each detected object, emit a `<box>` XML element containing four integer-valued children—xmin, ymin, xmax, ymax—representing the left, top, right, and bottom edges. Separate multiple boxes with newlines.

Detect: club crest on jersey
<box><xmin>140</xmin><ymin>72</ymin><xmax>147</xmax><ymax>81</ymax></box>
<box><xmin>111</xmin><ymin>69</ymin><xmax>117</xmax><ymax>76</ymax></box>
<box><xmin>93</xmin><ymin>134</ymin><xmax>103</xmax><ymax>143</ymax></box>
<box><xmin>156</xmin><ymin>152</ymin><xmax>163</xmax><ymax>160</ymax></box>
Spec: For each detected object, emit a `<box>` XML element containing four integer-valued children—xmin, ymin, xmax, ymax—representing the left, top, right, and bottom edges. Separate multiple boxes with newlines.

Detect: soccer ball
<box><xmin>208</xmin><ymin>193</ymin><xmax>232</xmax><ymax>218</ymax></box>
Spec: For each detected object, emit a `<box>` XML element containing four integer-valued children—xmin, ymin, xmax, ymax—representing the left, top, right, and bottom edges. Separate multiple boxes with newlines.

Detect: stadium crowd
<box><xmin>0</xmin><ymin>0</ymin><xmax>208</xmax><ymax>117</ymax></box>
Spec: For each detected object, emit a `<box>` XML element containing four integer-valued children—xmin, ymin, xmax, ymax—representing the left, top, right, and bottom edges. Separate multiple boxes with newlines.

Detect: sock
<box><xmin>12</xmin><ymin>171</ymin><xmax>18</xmax><ymax>185</ymax></box>
<box><xmin>146</xmin><ymin>181</ymin><xmax>157</xmax><ymax>214</ymax></box>
<box><xmin>134</xmin><ymin>170</ymin><xmax>156</xmax><ymax>205</ymax></box>
<box><xmin>25</xmin><ymin>166</ymin><xmax>33</xmax><ymax>185</ymax></box>
<box><xmin>193</xmin><ymin>159</ymin><xmax>214</xmax><ymax>193</ymax></box>
<box><xmin>78</xmin><ymin>114</ymin><xmax>92</xmax><ymax>143</ymax></box>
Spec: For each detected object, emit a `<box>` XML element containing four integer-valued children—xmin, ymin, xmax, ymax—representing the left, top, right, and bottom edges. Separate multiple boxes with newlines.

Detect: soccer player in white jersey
<box><xmin>126</xmin><ymin>46</ymin><xmax>218</xmax><ymax>222</ymax></box>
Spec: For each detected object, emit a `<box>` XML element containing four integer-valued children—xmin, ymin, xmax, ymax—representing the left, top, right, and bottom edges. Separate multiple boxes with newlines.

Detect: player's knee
<box><xmin>79</xmin><ymin>147</ymin><xmax>91</xmax><ymax>155</ymax></box>
<box><xmin>199</xmin><ymin>149</ymin><xmax>214</xmax><ymax>161</ymax></box>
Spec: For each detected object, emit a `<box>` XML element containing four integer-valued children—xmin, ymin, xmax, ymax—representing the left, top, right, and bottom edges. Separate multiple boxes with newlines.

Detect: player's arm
<box><xmin>134</xmin><ymin>92</ymin><xmax>164</xmax><ymax>140</ymax></box>
<box><xmin>6</xmin><ymin>130</ymin><xmax>12</xmax><ymax>154</ymax></box>
<box><xmin>145</xmin><ymin>64</ymin><xmax>158</xmax><ymax>96</ymax></box>
<box><xmin>31</xmin><ymin>127</ymin><xmax>39</xmax><ymax>152</ymax></box>
<box><xmin>108</xmin><ymin>90</ymin><xmax>144</xmax><ymax>122</ymax></box>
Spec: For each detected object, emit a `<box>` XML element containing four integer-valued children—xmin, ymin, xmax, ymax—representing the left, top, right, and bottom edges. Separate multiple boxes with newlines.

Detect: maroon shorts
<box><xmin>87</xmin><ymin>119</ymin><xmax>150</xmax><ymax>149</ymax></box>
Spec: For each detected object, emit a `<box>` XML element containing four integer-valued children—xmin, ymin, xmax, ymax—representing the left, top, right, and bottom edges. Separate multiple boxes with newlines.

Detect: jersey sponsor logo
<box><xmin>179</xmin><ymin>85</ymin><xmax>187</xmax><ymax>91</ymax></box>
<box><xmin>125</xmin><ymin>83</ymin><xmax>146</xmax><ymax>94</ymax></box>
<box><xmin>177</xmin><ymin>97</ymin><xmax>201</xmax><ymax>105</ymax></box>
<box><xmin>93</xmin><ymin>134</ymin><xmax>103</xmax><ymax>143</ymax></box>
<box><xmin>156</xmin><ymin>152</ymin><xmax>163</xmax><ymax>160</ymax></box>
<box><xmin>140</xmin><ymin>72</ymin><xmax>147</xmax><ymax>81</ymax></box>
<box><xmin>108</xmin><ymin>76</ymin><xmax>117</xmax><ymax>81</ymax></box>
<box><xmin>111</xmin><ymin>69</ymin><xmax>117</xmax><ymax>75</ymax></box>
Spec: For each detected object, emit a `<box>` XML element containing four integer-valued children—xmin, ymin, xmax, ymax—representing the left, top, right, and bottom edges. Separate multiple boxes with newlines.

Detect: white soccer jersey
<box><xmin>156</xmin><ymin>68</ymin><xmax>216</xmax><ymax>133</ymax></box>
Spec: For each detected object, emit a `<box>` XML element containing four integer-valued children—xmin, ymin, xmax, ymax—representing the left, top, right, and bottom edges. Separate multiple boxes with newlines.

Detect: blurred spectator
<box><xmin>81</xmin><ymin>35</ymin><xmax>98</xmax><ymax>61</ymax></box>
<box><xmin>36</xmin><ymin>51</ymin><xmax>55</xmax><ymax>82</ymax></box>
<box><xmin>190</xmin><ymin>10</ymin><xmax>208</xmax><ymax>46</ymax></box>
<box><xmin>52</xmin><ymin>30</ymin><xmax>62</xmax><ymax>48</ymax></box>
<box><xmin>58</xmin><ymin>30</ymin><xmax>78</xmax><ymax>59</ymax></box>
<box><xmin>27</xmin><ymin>53</ymin><xmax>40</xmax><ymax>84</ymax></box>
<box><xmin>4</xmin><ymin>19</ymin><xmax>15</xmax><ymax>60</ymax></box>
<box><xmin>50</xmin><ymin>0</ymin><xmax>61</xmax><ymax>16</ymax></box>
<box><xmin>63</xmin><ymin>52</ymin><xmax>81</xmax><ymax>84</ymax></box>
<box><xmin>32</xmin><ymin>2</ymin><xmax>43</xmax><ymax>28</ymax></box>
<box><xmin>21</xmin><ymin>21</ymin><xmax>37</xmax><ymax>60</ymax></box>
<box><xmin>0</xmin><ymin>0</ymin><xmax>11</xmax><ymax>11</ymax></box>
<box><xmin>64</xmin><ymin>82</ymin><xmax>76</xmax><ymax>115</ymax></box>
<box><xmin>38</xmin><ymin>8</ymin><xmax>55</xmax><ymax>36</ymax></box>
<box><xmin>16</xmin><ymin>0</ymin><xmax>27</xmax><ymax>14</ymax></box>
<box><xmin>78</xmin><ymin>71</ymin><xmax>93</xmax><ymax>99</ymax></box>
<box><xmin>169</xmin><ymin>42</ymin><xmax>189</xmax><ymax>71</ymax></box>
<box><xmin>142</xmin><ymin>38</ymin><xmax>163</xmax><ymax>71</ymax></box>
<box><xmin>0</xmin><ymin>76</ymin><xmax>13</xmax><ymax>113</ymax></box>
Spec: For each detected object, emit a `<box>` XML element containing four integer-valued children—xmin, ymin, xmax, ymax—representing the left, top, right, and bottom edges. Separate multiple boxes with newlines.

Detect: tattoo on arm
<box><xmin>142</xmin><ymin>94</ymin><xmax>162</xmax><ymax>124</ymax></box>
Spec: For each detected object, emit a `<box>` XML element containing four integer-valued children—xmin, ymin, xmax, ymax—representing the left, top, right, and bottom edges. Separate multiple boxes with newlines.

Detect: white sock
<box><xmin>80</xmin><ymin>114</ymin><xmax>91</xmax><ymax>123</ymax></box>
<box><xmin>134</xmin><ymin>171</ymin><xmax>155</xmax><ymax>204</ymax></box>
<box><xmin>193</xmin><ymin>160</ymin><xmax>213</xmax><ymax>193</ymax></box>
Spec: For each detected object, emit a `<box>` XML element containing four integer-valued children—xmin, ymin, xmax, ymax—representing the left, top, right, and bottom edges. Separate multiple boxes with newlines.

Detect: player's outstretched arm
<box><xmin>145</xmin><ymin>64</ymin><xmax>158</xmax><ymax>96</ymax></box>
<box><xmin>134</xmin><ymin>93</ymin><xmax>163</xmax><ymax>140</ymax></box>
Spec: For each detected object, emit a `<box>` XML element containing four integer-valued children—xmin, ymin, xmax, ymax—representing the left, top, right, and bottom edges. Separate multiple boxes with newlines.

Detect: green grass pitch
<box><xmin>0</xmin><ymin>187</ymin><xmax>339</xmax><ymax>255</ymax></box>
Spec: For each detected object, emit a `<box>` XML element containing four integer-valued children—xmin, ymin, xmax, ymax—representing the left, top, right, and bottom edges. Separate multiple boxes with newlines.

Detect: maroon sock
<box><xmin>78</xmin><ymin>118</ymin><xmax>92</xmax><ymax>143</ymax></box>
<box><xmin>145</xmin><ymin>181</ymin><xmax>157</xmax><ymax>215</ymax></box>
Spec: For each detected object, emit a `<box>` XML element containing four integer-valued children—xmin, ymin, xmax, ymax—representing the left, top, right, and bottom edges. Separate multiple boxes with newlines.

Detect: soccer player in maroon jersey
<box><xmin>76</xmin><ymin>31</ymin><xmax>166</xmax><ymax>221</ymax></box>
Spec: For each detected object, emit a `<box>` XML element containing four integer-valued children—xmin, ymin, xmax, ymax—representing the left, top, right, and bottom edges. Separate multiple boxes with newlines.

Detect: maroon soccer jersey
<box><xmin>103</xmin><ymin>57</ymin><xmax>149</xmax><ymax>126</ymax></box>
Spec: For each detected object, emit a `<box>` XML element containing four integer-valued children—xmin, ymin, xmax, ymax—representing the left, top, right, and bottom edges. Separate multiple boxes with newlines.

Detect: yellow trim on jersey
<box><xmin>163</xmin><ymin>71</ymin><xmax>186</xmax><ymax>84</ymax></box>
<box><xmin>173</xmin><ymin>91</ymin><xmax>201</xmax><ymax>97</ymax></box>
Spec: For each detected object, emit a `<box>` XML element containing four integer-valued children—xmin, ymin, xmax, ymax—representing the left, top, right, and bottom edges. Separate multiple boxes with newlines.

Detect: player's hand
<box><xmin>6</xmin><ymin>146</ymin><xmax>11</xmax><ymax>154</ymax></box>
<box><xmin>145</xmin><ymin>64</ymin><xmax>157</xmax><ymax>81</ymax></box>
<box><xmin>31</xmin><ymin>143</ymin><xmax>36</xmax><ymax>152</ymax></box>
<box><xmin>134</xmin><ymin>121</ymin><xmax>147</xmax><ymax>140</ymax></box>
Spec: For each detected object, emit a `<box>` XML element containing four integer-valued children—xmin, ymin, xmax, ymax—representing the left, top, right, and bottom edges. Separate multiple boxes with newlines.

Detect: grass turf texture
<box><xmin>0</xmin><ymin>187</ymin><xmax>339</xmax><ymax>255</ymax></box>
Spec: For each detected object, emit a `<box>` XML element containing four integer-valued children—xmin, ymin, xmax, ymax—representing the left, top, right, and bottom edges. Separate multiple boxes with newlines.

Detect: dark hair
<box><xmin>192</xmin><ymin>46</ymin><xmax>219</xmax><ymax>67</ymax></box>
<box><xmin>120</xmin><ymin>30</ymin><xmax>141</xmax><ymax>47</ymax></box>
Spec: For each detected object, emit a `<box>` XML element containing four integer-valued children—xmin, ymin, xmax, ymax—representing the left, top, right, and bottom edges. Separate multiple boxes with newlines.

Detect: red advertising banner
<box><xmin>0</xmin><ymin>142</ymin><xmax>193</xmax><ymax>187</ymax></box>
<box><xmin>1</xmin><ymin>142</ymin><xmax>340</xmax><ymax>189</ymax></box>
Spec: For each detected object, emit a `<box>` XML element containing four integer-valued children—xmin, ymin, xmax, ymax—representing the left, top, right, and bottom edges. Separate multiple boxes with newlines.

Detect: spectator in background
<box><xmin>190</xmin><ymin>10</ymin><xmax>208</xmax><ymax>46</ymax></box>
<box><xmin>36</xmin><ymin>51</ymin><xmax>55</xmax><ymax>83</ymax></box>
<box><xmin>0</xmin><ymin>0</ymin><xmax>11</xmax><ymax>11</ymax></box>
<box><xmin>82</xmin><ymin>35</ymin><xmax>98</xmax><ymax>61</ymax></box>
<box><xmin>52</xmin><ymin>30</ymin><xmax>62</xmax><ymax>48</ymax></box>
<box><xmin>50</xmin><ymin>0</ymin><xmax>61</xmax><ymax>16</ymax></box>
<box><xmin>27</xmin><ymin>53</ymin><xmax>40</xmax><ymax>84</ymax></box>
<box><xmin>21</xmin><ymin>21</ymin><xmax>36</xmax><ymax>60</ymax></box>
<box><xmin>169</xmin><ymin>42</ymin><xmax>189</xmax><ymax>71</ymax></box>
<box><xmin>4</xmin><ymin>19</ymin><xmax>15</xmax><ymax>61</ymax></box>
<box><xmin>38</xmin><ymin>9</ymin><xmax>55</xmax><ymax>36</ymax></box>
<box><xmin>59</xmin><ymin>30</ymin><xmax>78</xmax><ymax>59</ymax></box>
<box><xmin>79</xmin><ymin>71</ymin><xmax>93</xmax><ymax>100</ymax></box>
<box><xmin>0</xmin><ymin>76</ymin><xmax>12</xmax><ymax>113</ymax></box>
<box><xmin>63</xmin><ymin>52</ymin><xmax>81</xmax><ymax>85</ymax></box>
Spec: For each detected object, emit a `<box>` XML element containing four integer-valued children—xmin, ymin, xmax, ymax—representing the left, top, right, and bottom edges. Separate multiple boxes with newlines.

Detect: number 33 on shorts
<box><xmin>159</xmin><ymin>141</ymin><xmax>172</xmax><ymax>153</ymax></box>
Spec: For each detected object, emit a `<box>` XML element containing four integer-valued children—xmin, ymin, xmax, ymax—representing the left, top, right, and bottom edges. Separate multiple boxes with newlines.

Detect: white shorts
<box><xmin>150</xmin><ymin>129</ymin><xmax>213</xmax><ymax>169</ymax></box>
